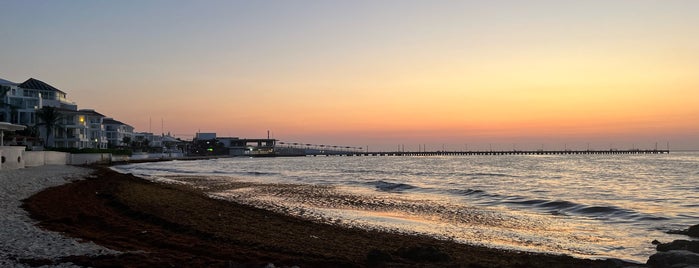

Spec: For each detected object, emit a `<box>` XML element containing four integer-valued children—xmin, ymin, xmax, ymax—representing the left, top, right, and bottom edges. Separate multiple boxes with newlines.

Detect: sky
<box><xmin>1</xmin><ymin>0</ymin><xmax>698</xmax><ymax>151</ymax></box>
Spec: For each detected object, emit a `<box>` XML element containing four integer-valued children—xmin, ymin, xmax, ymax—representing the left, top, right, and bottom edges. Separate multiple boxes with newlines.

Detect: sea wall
<box><xmin>69</xmin><ymin>153</ymin><xmax>111</xmax><ymax>165</ymax></box>
<box><xmin>67</xmin><ymin>152</ymin><xmax>185</xmax><ymax>165</ymax></box>
<box><xmin>45</xmin><ymin>151</ymin><xmax>70</xmax><ymax>165</ymax></box>
<box><xmin>22</xmin><ymin>151</ymin><xmax>70</xmax><ymax>167</ymax></box>
<box><xmin>130</xmin><ymin>152</ymin><xmax>185</xmax><ymax>161</ymax></box>
<box><xmin>23</xmin><ymin>151</ymin><xmax>44</xmax><ymax>167</ymax></box>
<box><xmin>0</xmin><ymin>149</ymin><xmax>185</xmax><ymax>170</ymax></box>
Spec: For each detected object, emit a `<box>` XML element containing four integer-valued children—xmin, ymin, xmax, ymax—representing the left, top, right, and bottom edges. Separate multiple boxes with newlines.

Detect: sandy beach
<box><xmin>0</xmin><ymin>165</ymin><xmax>117</xmax><ymax>267</ymax></box>
<box><xmin>5</xmin><ymin>165</ymin><xmax>639</xmax><ymax>267</ymax></box>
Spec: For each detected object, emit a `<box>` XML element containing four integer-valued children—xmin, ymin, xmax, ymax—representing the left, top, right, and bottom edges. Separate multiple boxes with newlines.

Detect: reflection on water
<box><xmin>113</xmin><ymin>152</ymin><xmax>699</xmax><ymax>263</ymax></box>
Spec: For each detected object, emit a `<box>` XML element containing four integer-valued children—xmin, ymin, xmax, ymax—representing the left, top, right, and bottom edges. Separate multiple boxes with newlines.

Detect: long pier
<box><xmin>299</xmin><ymin>149</ymin><xmax>669</xmax><ymax>157</ymax></box>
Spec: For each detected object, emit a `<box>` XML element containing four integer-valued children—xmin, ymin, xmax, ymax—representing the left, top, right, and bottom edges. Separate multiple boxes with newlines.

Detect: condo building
<box><xmin>103</xmin><ymin>118</ymin><xmax>135</xmax><ymax>147</ymax></box>
<box><xmin>0</xmin><ymin>77</ymin><xmax>131</xmax><ymax>149</ymax></box>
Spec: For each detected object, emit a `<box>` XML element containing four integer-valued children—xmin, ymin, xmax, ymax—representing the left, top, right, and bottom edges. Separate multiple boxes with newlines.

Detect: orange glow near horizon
<box><xmin>96</xmin><ymin>51</ymin><xmax>699</xmax><ymax>149</ymax></box>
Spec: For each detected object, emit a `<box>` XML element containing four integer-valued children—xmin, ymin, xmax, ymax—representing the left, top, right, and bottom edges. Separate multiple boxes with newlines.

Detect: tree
<box><xmin>35</xmin><ymin>106</ymin><xmax>63</xmax><ymax>147</ymax></box>
<box><xmin>0</xmin><ymin>85</ymin><xmax>20</xmax><ymax>123</ymax></box>
<box><xmin>122</xmin><ymin>136</ymin><xmax>131</xmax><ymax>147</ymax></box>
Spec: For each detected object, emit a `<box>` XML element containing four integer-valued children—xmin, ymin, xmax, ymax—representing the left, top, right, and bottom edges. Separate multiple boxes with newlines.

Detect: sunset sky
<box><xmin>2</xmin><ymin>1</ymin><xmax>698</xmax><ymax>151</ymax></box>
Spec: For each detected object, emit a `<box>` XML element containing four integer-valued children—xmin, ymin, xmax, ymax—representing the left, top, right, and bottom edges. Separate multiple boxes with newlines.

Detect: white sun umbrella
<box><xmin>0</xmin><ymin>122</ymin><xmax>26</xmax><ymax>146</ymax></box>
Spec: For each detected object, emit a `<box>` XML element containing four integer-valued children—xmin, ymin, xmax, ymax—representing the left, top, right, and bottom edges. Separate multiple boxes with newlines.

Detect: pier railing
<box><xmin>274</xmin><ymin>141</ymin><xmax>669</xmax><ymax>156</ymax></box>
<box><xmin>297</xmin><ymin>149</ymin><xmax>669</xmax><ymax>157</ymax></box>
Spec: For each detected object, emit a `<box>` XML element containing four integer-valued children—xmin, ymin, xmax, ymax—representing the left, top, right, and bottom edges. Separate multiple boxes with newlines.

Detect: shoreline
<box><xmin>19</xmin><ymin>166</ymin><xmax>638</xmax><ymax>267</ymax></box>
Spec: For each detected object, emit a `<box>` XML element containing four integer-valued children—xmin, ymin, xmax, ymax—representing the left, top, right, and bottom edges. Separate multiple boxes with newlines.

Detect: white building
<box><xmin>1</xmin><ymin>77</ymin><xmax>114</xmax><ymax>149</ymax></box>
<box><xmin>1</xmin><ymin>78</ymin><xmax>77</xmax><ymax>125</ymax></box>
<box><xmin>133</xmin><ymin>132</ymin><xmax>183</xmax><ymax>153</ymax></box>
<box><xmin>103</xmin><ymin>118</ymin><xmax>134</xmax><ymax>147</ymax></box>
<box><xmin>49</xmin><ymin>108</ymin><xmax>108</xmax><ymax>149</ymax></box>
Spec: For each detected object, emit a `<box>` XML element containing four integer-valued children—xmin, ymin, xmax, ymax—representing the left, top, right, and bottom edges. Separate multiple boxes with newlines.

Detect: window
<box><xmin>23</xmin><ymin>90</ymin><xmax>37</xmax><ymax>97</ymax></box>
<box><xmin>10</xmin><ymin>98</ymin><xmax>22</xmax><ymax>107</ymax></box>
<box><xmin>25</xmin><ymin>100</ymin><xmax>38</xmax><ymax>109</ymax></box>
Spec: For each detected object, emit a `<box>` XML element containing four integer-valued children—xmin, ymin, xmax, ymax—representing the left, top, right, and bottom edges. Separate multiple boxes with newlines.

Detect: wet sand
<box><xmin>21</xmin><ymin>167</ymin><xmax>635</xmax><ymax>267</ymax></box>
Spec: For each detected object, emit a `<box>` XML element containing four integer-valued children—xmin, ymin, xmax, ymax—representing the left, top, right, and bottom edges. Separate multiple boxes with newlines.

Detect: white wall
<box><xmin>69</xmin><ymin>153</ymin><xmax>111</xmax><ymax>165</ymax></box>
<box><xmin>22</xmin><ymin>151</ymin><xmax>69</xmax><ymax>167</ymax></box>
<box><xmin>0</xmin><ymin>146</ymin><xmax>26</xmax><ymax>170</ymax></box>
<box><xmin>23</xmin><ymin>151</ymin><xmax>45</xmax><ymax>167</ymax></box>
<box><xmin>2</xmin><ymin>150</ymin><xmax>185</xmax><ymax>169</ymax></box>
<box><xmin>111</xmin><ymin>154</ymin><xmax>130</xmax><ymax>162</ymax></box>
<box><xmin>45</xmin><ymin>151</ymin><xmax>69</xmax><ymax>165</ymax></box>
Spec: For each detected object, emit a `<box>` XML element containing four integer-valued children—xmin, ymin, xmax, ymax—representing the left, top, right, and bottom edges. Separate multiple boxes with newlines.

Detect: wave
<box><xmin>465</xmin><ymin>172</ymin><xmax>519</xmax><ymax>178</ymax></box>
<box><xmin>241</xmin><ymin>171</ymin><xmax>278</xmax><ymax>176</ymax></box>
<box><xmin>503</xmin><ymin>198</ymin><xmax>668</xmax><ymax>220</ymax></box>
<box><xmin>369</xmin><ymin>180</ymin><xmax>417</xmax><ymax>192</ymax></box>
<box><xmin>449</xmin><ymin>188</ymin><xmax>502</xmax><ymax>199</ymax></box>
<box><xmin>454</xmin><ymin>188</ymin><xmax>486</xmax><ymax>196</ymax></box>
<box><xmin>447</xmin><ymin>187</ymin><xmax>669</xmax><ymax>221</ymax></box>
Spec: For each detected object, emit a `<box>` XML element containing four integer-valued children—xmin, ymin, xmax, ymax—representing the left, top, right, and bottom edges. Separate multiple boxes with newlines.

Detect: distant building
<box><xmin>195</xmin><ymin>132</ymin><xmax>216</xmax><ymax>140</ymax></box>
<box><xmin>133</xmin><ymin>132</ymin><xmax>183</xmax><ymax>153</ymax></box>
<box><xmin>191</xmin><ymin>133</ymin><xmax>276</xmax><ymax>156</ymax></box>
<box><xmin>223</xmin><ymin>138</ymin><xmax>276</xmax><ymax>156</ymax></box>
<box><xmin>48</xmin><ymin>108</ymin><xmax>108</xmax><ymax>149</ymax></box>
<box><xmin>103</xmin><ymin>118</ymin><xmax>134</xmax><ymax>147</ymax></box>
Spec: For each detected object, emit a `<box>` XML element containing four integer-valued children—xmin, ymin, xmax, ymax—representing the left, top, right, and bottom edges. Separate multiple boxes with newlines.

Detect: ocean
<box><xmin>112</xmin><ymin>152</ymin><xmax>699</xmax><ymax>263</ymax></box>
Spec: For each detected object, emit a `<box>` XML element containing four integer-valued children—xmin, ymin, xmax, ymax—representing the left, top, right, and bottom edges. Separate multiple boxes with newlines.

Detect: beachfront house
<box><xmin>0</xmin><ymin>78</ymin><xmax>77</xmax><ymax>125</ymax></box>
<box><xmin>0</xmin><ymin>77</ymin><xmax>125</xmax><ymax>149</ymax></box>
<box><xmin>45</xmin><ymin>108</ymin><xmax>108</xmax><ymax>149</ymax></box>
<box><xmin>131</xmin><ymin>132</ymin><xmax>182</xmax><ymax>154</ymax></box>
<box><xmin>103</xmin><ymin>118</ymin><xmax>134</xmax><ymax>147</ymax></box>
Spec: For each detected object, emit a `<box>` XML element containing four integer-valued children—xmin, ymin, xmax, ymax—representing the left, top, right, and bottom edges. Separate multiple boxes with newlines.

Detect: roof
<box><xmin>78</xmin><ymin>109</ymin><xmax>105</xmax><ymax>117</ymax></box>
<box><xmin>162</xmin><ymin>136</ymin><xmax>180</xmax><ymax>143</ymax></box>
<box><xmin>0</xmin><ymin>78</ymin><xmax>18</xmax><ymax>86</ymax></box>
<box><xmin>0</xmin><ymin>122</ymin><xmax>26</xmax><ymax>131</ymax></box>
<box><xmin>17</xmin><ymin>78</ymin><xmax>66</xmax><ymax>94</ymax></box>
<box><xmin>51</xmin><ymin>107</ymin><xmax>105</xmax><ymax>117</ymax></box>
<box><xmin>103</xmin><ymin>118</ymin><xmax>124</xmax><ymax>125</ymax></box>
<box><xmin>54</xmin><ymin>107</ymin><xmax>80</xmax><ymax>114</ymax></box>
<box><xmin>103</xmin><ymin>118</ymin><xmax>133</xmax><ymax>128</ymax></box>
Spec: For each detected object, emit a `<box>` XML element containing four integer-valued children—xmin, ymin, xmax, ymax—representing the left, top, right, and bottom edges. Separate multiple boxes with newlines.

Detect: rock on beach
<box><xmin>648</xmin><ymin>224</ymin><xmax>699</xmax><ymax>268</ymax></box>
<box><xmin>0</xmin><ymin>165</ymin><xmax>117</xmax><ymax>267</ymax></box>
<box><xmin>647</xmin><ymin>250</ymin><xmax>699</xmax><ymax>268</ymax></box>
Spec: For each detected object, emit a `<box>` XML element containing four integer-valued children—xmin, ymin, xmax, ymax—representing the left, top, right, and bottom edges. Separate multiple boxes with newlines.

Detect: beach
<box><xmin>2</xmin><ymin>165</ymin><xmax>640</xmax><ymax>267</ymax></box>
<box><xmin>0</xmin><ymin>165</ymin><xmax>116</xmax><ymax>267</ymax></box>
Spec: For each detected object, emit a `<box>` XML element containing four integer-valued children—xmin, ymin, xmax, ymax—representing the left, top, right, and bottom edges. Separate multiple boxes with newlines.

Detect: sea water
<box><xmin>113</xmin><ymin>152</ymin><xmax>699</xmax><ymax>263</ymax></box>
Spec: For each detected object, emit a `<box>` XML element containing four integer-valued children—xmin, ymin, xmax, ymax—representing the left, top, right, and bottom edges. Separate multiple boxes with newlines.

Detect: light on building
<box><xmin>79</xmin><ymin>116</ymin><xmax>85</xmax><ymax>123</ymax></box>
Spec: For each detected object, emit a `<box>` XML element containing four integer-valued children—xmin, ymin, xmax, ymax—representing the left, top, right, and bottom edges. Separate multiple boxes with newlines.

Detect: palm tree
<box><xmin>35</xmin><ymin>106</ymin><xmax>63</xmax><ymax>147</ymax></box>
<box><xmin>0</xmin><ymin>84</ymin><xmax>18</xmax><ymax>123</ymax></box>
<box><xmin>122</xmin><ymin>136</ymin><xmax>131</xmax><ymax>147</ymax></box>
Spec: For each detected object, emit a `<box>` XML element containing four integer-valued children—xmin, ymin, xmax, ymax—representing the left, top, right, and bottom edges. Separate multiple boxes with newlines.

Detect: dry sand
<box><xmin>0</xmin><ymin>165</ymin><xmax>117</xmax><ymax>267</ymax></box>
